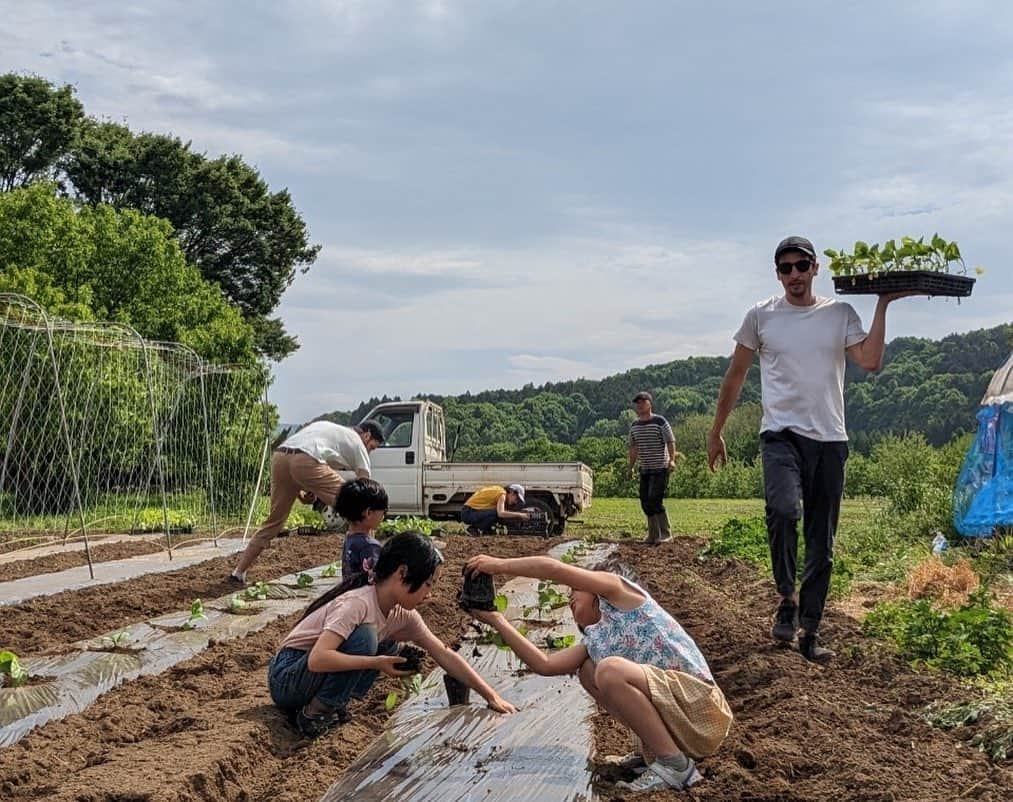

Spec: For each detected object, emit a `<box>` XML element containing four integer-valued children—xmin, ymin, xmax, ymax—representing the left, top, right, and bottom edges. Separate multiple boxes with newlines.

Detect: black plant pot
<box><xmin>457</xmin><ymin>570</ymin><xmax>497</xmax><ymax>612</ymax></box>
<box><xmin>444</xmin><ymin>673</ymin><xmax>471</xmax><ymax>706</ymax></box>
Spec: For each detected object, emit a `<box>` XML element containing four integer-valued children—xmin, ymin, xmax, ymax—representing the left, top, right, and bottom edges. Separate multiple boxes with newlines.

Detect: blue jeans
<box><xmin>267</xmin><ymin>625</ymin><xmax>396</xmax><ymax>712</ymax></box>
<box><xmin>460</xmin><ymin>506</ymin><xmax>499</xmax><ymax>533</ymax></box>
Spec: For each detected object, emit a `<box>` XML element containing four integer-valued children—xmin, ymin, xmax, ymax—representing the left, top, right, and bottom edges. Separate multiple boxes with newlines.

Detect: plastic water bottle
<box><xmin>931</xmin><ymin>532</ymin><xmax>948</xmax><ymax>554</ymax></box>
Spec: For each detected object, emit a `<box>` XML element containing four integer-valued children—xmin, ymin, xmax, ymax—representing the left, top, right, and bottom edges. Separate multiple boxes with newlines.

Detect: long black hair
<box><xmin>299</xmin><ymin>530</ymin><xmax>443</xmax><ymax>621</ymax></box>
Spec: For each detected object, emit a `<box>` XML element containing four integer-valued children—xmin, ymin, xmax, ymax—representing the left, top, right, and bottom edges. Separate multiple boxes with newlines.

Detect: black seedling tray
<box><xmin>833</xmin><ymin>271</ymin><xmax>974</xmax><ymax>297</ymax></box>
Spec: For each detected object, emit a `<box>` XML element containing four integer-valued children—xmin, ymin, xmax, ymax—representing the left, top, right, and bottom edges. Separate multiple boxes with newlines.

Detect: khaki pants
<box><xmin>249</xmin><ymin>450</ymin><xmax>345</xmax><ymax>548</ymax></box>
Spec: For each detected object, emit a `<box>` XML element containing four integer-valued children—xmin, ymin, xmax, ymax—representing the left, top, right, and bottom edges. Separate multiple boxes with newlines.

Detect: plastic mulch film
<box><xmin>0</xmin><ymin>538</ymin><xmax>247</xmax><ymax>607</ymax></box>
<box><xmin>0</xmin><ymin>566</ymin><xmax>342</xmax><ymax>746</ymax></box>
<box><xmin>320</xmin><ymin>551</ymin><xmax>603</xmax><ymax>802</ymax></box>
<box><xmin>953</xmin><ymin>402</ymin><xmax>1013</xmax><ymax>537</ymax></box>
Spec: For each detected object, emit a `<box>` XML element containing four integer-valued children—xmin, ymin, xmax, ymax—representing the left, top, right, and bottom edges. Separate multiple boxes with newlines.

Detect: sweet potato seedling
<box><xmin>229</xmin><ymin>594</ymin><xmax>248</xmax><ymax>613</ymax></box>
<box><xmin>182</xmin><ymin>599</ymin><xmax>207</xmax><ymax>630</ymax></box>
<box><xmin>545</xmin><ymin>634</ymin><xmax>576</xmax><ymax>649</ymax></box>
<box><xmin>103</xmin><ymin>631</ymin><xmax>131</xmax><ymax>649</ymax></box>
<box><xmin>296</xmin><ymin>573</ymin><xmax>314</xmax><ymax>588</ymax></box>
<box><xmin>244</xmin><ymin>581</ymin><xmax>269</xmax><ymax>601</ymax></box>
<box><xmin>0</xmin><ymin>649</ymin><xmax>28</xmax><ymax>687</ymax></box>
<box><xmin>320</xmin><ymin>561</ymin><xmax>339</xmax><ymax>578</ymax></box>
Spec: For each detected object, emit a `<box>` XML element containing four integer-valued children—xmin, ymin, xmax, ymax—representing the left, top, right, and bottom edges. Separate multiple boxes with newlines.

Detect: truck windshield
<box><xmin>368</xmin><ymin>410</ymin><xmax>414</xmax><ymax>448</ymax></box>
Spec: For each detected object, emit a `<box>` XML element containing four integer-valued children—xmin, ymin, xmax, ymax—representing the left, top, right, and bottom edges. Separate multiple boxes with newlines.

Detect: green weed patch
<box><xmin>864</xmin><ymin>588</ymin><xmax>1013</xmax><ymax>677</ymax></box>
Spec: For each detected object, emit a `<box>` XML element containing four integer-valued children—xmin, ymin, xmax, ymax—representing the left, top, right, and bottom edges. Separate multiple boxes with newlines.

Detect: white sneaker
<box><xmin>616</xmin><ymin>757</ymin><xmax>703</xmax><ymax>792</ymax></box>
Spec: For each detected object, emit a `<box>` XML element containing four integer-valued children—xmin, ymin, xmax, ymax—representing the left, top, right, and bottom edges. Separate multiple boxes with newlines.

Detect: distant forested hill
<box><xmin>319</xmin><ymin>323</ymin><xmax>1012</xmax><ymax>476</ymax></box>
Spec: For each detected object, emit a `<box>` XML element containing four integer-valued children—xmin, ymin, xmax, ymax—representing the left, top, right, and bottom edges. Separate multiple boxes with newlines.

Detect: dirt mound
<box><xmin>1</xmin><ymin>534</ymin><xmax>1009</xmax><ymax>802</ymax></box>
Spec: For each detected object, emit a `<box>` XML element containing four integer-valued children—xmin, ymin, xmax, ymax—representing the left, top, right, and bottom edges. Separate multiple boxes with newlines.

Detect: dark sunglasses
<box><xmin>776</xmin><ymin>258</ymin><xmax>812</xmax><ymax>275</ymax></box>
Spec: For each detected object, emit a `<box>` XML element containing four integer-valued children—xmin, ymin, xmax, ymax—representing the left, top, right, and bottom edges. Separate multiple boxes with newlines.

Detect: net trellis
<box><xmin>0</xmin><ymin>293</ymin><xmax>271</xmax><ymax>572</ymax></box>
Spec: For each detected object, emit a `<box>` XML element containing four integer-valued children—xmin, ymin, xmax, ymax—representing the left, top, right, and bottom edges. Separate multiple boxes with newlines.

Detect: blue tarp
<box><xmin>953</xmin><ymin>402</ymin><xmax>1013</xmax><ymax>537</ymax></box>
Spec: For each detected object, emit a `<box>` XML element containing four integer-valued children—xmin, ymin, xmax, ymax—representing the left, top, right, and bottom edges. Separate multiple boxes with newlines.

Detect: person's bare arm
<box><xmin>496</xmin><ymin>494</ymin><xmax>529</xmax><ymax>520</ymax></box>
<box><xmin>471</xmin><ymin>611</ymin><xmax>588</xmax><ymax>676</ymax></box>
<box><xmin>707</xmin><ymin>344</ymin><xmax>755</xmax><ymax>471</ymax></box>
<box><xmin>846</xmin><ymin>292</ymin><xmax>921</xmax><ymax>372</ymax></box>
<box><xmin>465</xmin><ymin>554</ymin><xmax>638</xmax><ymax>608</ymax></box>
<box><xmin>413</xmin><ymin>627</ymin><xmax>516</xmax><ymax>713</ymax></box>
<box><xmin>628</xmin><ymin>442</ymin><xmax>638</xmax><ymax>477</ymax></box>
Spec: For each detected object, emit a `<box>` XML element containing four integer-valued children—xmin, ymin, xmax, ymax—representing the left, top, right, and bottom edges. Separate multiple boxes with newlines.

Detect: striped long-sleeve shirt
<box><xmin>629</xmin><ymin>415</ymin><xmax>675</xmax><ymax>473</ymax></box>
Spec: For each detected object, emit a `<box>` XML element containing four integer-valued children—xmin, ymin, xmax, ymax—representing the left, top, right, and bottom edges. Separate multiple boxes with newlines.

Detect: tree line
<box><xmin>321</xmin><ymin>323</ymin><xmax>1011</xmax><ymax>496</ymax></box>
<box><xmin>0</xmin><ymin>72</ymin><xmax>318</xmax><ymax>362</ymax></box>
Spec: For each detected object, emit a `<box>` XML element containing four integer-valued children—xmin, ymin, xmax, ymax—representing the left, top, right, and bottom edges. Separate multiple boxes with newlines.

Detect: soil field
<box><xmin>1</xmin><ymin>533</ymin><xmax>1010</xmax><ymax>802</ymax></box>
<box><xmin>0</xmin><ymin>539</ymin><xmax>167</xmax><ymax>584</ymax></box>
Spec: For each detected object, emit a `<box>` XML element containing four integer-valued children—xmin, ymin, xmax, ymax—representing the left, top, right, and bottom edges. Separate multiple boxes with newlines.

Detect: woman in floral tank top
<box><xmin>465</xmin><ymin>553</ymin><xmax>732</xmax><ymax>794</ymax></box>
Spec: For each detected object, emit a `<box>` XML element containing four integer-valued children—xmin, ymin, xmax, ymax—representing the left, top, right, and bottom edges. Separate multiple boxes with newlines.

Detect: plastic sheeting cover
<box><xmin>320</xmin><ymin>545</ymin><xmax>605</xmax><ymax>802</ymax></box>
<box><xmin>0</xmin><ymin>538</ymin><xmax>248</xmax><ymax>607</ymax></box>
<box><xmin>0</xmin><ymin>566</ymin><xmax>342</xmax><ymax>746</ymax></box>
<box><xmin>953</xmin><ymin>402</ymin><xmax>1013</xmax><ymax>536</ymax></box>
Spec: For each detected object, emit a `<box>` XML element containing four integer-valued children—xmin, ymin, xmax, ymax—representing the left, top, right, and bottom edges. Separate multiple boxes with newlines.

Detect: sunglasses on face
<box><xmin>776</xmin><ymin>258</ymin><xmax>813</xmax><ymax>275</ymax></box>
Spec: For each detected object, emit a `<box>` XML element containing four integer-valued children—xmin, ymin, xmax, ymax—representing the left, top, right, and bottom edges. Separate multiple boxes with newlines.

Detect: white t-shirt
<box><xmin>734</xmin><ymin>295</ymin><xmax>867</xmax><ymax>442</ymax></box>
<box><xmin>282</xmin><ymin>421</ymin><xmax>371</xmax><ymax>474</ymax></box>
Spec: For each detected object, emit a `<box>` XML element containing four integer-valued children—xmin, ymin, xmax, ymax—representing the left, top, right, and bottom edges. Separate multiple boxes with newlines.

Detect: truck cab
<box><xmin>361</xmin><ymin>400</ymin><xmax>593</xmax><ymax>534</ymax></box>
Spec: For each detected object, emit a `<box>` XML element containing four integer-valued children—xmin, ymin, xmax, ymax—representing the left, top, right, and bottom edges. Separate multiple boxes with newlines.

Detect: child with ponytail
<box><xmin>268</xmin><ymin>531</ymin><xmax>516</xmax><ymax>737</ymax></box>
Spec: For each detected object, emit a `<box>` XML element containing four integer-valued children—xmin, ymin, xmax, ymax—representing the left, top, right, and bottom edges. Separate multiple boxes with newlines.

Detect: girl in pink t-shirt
<box><xmin>268</xmin><ymin>531</ymin><xmax>515</xmax><ymax>737</ymax></box>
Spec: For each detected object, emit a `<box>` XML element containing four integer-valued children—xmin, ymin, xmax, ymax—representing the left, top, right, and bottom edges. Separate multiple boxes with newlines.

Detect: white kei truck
<box><xmin>359</xmin><ymin>400</ymin><xmax>593</xmax><ymax>534</ymax></box>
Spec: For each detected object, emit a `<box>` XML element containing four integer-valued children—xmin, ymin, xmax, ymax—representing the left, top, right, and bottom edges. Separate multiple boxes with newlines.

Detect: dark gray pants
<box><xmin>638</xmin><ymin>469</ymin><xmax>668</xmax><ymax>516</ymax></box>
<box><xmin>760</xmin><ymin>430</ymin><xmax>848</xmax><ymax>634</ymax></box>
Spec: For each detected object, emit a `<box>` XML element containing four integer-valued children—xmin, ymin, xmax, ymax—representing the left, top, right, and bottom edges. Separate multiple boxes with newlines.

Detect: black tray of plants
<box><xmin>833</xmin><ymin>271</ymin><xmax>975</xmax><ymax>297</ymax></box>
<box><xmin>825</xmin><ymin>235</ymin><xmax>978</xmax><ymax>298</ymax></box>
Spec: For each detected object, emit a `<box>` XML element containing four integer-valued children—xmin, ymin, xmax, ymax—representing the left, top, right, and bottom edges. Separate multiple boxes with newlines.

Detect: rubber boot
<box><xmin>655</xmin><ymin>509</ymin><xmax>673</xmax><ymax>543</ymax></box>
<box><xmin>644</xmin><ymin>514</ymin><xmax>660</xmax><ymax>545</ymax></box>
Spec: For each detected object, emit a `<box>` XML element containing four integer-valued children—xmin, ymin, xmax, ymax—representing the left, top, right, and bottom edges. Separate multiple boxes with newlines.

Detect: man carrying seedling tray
<box><xmin>706</xmin><ymin>235</ymin><xmax>926</xmax><ymax>662</ymax></box>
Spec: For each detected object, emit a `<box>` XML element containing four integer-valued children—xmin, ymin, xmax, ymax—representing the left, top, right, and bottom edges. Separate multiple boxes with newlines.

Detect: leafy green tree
<box><xmin>0</xmin><ymin>74</ymin><xmax>83</xmax><ymax>191</ymax></box>
<box><xmin>63</xmin><ymin>121</ymin><xmax>319</xmax><ymax>359</ymax></box>
<box><xmin>0</xmin><ymin>183</ymin><xmax>256</xmax><ymax>363</ymax></box>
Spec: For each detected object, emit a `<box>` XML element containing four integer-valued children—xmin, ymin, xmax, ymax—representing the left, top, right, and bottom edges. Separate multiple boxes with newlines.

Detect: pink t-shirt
<box><xmin>280</xmin><ymin>584</ymin><xmax>427</xmax><ymax>651</ymax></box>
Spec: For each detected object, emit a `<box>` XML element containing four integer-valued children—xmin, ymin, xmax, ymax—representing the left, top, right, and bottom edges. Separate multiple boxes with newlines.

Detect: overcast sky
<box><xmin>4</xmin><ymin>1</ymin><xmax>1011</xmax><ymax>423</ymax></box>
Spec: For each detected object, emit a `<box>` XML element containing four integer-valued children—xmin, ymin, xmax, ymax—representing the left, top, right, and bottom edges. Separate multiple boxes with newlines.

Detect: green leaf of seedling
<box><xmin>385</xmin><ymin>692</ymin><xmax>399</xmax><ymax>711</ymax></box>
<box><xmin>493</xmin><ymin>594</ymin><xmax>508</xmax><ymax>613</ymax></box>
<box><xmin>545</xmin><ymin>634</ymin><xmax>576</xmax><ymax>649</ymax></box>
<box><xmin>0</xmin><ymin>649</ymin><xmax>28</xmax><ymax>687</ymax></box>
<box><xmin>321</xmin><ymin>562</ymin><xmax>339</xmax><ymax>578</ymax></box>
<box><xmin>229</xmin><ymin>594</ymin><xmax>248</xmax><ymax>612</ymax></box>
<box><xmin>297</xmin><ymin>573</ymin><xmax>314</xmax><ymax>588</ymax></box>
<box><xmin>560</xmin><ymin>551</ymin><xmax>576</xmax><ymax>564</ymax></box>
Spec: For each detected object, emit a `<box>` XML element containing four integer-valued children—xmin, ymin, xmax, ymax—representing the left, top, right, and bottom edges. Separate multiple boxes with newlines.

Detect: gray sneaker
<box><xmin>617</xmin><ymin>757</ymin><xmax>703</xmax><ymax>792</ymax></box>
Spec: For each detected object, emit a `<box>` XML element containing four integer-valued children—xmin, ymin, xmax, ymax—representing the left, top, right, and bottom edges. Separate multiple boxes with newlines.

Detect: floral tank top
<box><xmin>582</xmin><ymin>577</ymin><xmax>713</xmax><ymax>683</ymax></box>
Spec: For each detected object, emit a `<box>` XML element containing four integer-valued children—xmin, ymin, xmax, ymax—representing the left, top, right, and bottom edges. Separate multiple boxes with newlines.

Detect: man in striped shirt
<box><xmin>628</xmin><ymin>391</ymin><xmax>677</xmax><ymax>545</ymax></box>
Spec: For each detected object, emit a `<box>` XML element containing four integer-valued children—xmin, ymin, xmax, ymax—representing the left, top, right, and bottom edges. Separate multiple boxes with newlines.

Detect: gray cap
<box><xmin>774</xmin><ymin>235</ymin><xmax>816</xmax><ymax>263</ymax></box>
<box><xmin>506</xmin><ymin>483</ymin><xmax>525</xmax><ymax>503</ymax></box>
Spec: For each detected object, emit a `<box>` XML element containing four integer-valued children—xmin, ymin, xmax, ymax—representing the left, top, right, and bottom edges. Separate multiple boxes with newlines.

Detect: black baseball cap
<box><xmin>632</xmin><ymin>391</ymin><xmax>652</xmax><ymax>403</ymax></box>
<box><xmin>774</xmin><ymin>236</ymin><xmax>816</xmax><ymax>263</ymax></box>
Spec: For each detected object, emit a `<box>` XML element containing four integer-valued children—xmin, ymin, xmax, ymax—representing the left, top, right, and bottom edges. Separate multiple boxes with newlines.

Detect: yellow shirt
<box><xmin>465</xmin><ymin>486</ymin><xmax>506</xmax><ymax>510</ymax></box>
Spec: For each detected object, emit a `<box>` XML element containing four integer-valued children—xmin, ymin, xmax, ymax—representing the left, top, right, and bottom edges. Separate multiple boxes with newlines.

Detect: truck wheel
<box><xmin>522</xmin><ymin>497</ymin><xmax>557</xmax><ymax>536</ymax></box>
